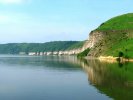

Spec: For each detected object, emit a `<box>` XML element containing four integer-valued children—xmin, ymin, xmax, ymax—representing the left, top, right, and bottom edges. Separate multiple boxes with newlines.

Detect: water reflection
<box><xmin>0</xmin><ymin>55</ymin><xmax>82</xmax><ymax>71</ymax></box>
<box><xmin>0</xmin><ymin>55</ymin><xmax>132</xmax><ymax>100</ymax></box>
<box><xmin>1</xmin><ymin>55</ymin><xmax>109</xmax><ymax>100</ymax></box>
<box><xmin>79</xmin><ymin>58</ymin><xmax>133</xmax><ymax>100</ymax></box>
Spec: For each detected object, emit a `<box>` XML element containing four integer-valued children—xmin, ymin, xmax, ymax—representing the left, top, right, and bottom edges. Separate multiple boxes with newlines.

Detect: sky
<box><xmin>0</xmin><ymin>0</ymin><xmax>133</xmax><ymax>43</ymax></box>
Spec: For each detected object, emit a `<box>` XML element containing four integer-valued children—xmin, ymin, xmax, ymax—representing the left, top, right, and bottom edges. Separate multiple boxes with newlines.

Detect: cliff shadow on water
<box><xmin>78</xmin><ymin>58</ymin><xmax>133</xmax><ymax>100</ymax></box>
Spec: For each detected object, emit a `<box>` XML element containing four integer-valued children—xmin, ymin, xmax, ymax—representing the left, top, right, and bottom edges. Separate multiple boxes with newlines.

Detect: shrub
<box><xmin>119</xmin><ymin>51</ymin><xmax>124</xmax><ymax>57</ymax></box>
<box><xmin>77</xmin><ymin>48</ymin><xmax>90</xmax><ymax>58</ymax></box>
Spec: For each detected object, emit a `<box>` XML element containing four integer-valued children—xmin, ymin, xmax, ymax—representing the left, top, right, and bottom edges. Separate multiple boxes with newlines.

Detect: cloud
<box><xmin>0</xmin><ymin>0</ymin><xmax>29</xmax><ymax>4</ymax></box>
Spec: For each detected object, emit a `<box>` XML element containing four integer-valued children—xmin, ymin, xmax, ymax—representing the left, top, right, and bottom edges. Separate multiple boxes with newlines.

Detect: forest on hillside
<box><xmin>0</xmin><ymin>41</ymin><xmax>84</xmax><ymax>54</ymax></box>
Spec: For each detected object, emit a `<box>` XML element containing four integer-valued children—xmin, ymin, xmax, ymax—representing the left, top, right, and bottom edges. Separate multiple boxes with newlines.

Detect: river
<box><xmin>0</xmin><ymin>55</ymin><xmax>132</xmax><ymax>100</ymax></box>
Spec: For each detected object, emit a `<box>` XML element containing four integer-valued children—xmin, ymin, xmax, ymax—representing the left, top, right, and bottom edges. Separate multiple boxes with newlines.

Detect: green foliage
<box><xmin>0</xmin><ymin>41</ymin><xmax>83</xmax><ymax>54</ymax></box>
<box><xmin>105</xmin><ymin>38</ymin><xmax>133</xmax><ymax>58</ymax></box>
<box><xmin>97</xmin><ymin>13</ymin><xmax>133</xmax><ymax>31</ymax></box>
<box><xmin>90</xmin><ymin>13</ymin><xmax>133</xmax><ymax>58</ymax></box>
<box><xmin>77</xmin><ymin>48</ymin><xmax>90</xmax><ymax>58</ymax></box>
<box><xmin>119</xmin><ymin>51</ymin><xmax>124</xmax><ymax>57</ymax></box>
<box><xmin>67</xmin><ymin>41</ymin><xmax>85</xmax><ymax>50</ymax></box>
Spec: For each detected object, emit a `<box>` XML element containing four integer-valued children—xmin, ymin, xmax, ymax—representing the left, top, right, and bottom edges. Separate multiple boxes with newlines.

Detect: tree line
<box><xmin>0</xmin><ymin>41</ymin><xmax>84</xmax><ymax>54</ymax></box>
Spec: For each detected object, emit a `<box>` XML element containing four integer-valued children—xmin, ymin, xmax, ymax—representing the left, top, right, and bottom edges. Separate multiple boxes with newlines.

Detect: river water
<box><xmin>0</xmin><ymin>55</ymin><xmax>132</xmax><ymax>100</ymax></box>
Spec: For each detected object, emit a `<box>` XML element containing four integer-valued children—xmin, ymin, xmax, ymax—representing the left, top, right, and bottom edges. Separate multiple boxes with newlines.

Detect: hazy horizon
<box><xmin>0</xmin><ymin>40</ymin><xmax>83</xmax><ymax>44</ymax></box>
<box><xmin>0</xmin><ymin>0</ymin><xmax>133</xmax><ymax>43</ymax></box>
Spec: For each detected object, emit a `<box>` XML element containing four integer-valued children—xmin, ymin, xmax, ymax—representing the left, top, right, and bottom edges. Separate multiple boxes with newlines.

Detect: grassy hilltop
<box><xmin>97</xmin><ymin>13</ymin><xmax>133</xmax><ymax>31</ymax></box>
<box><xmin>87</xmin><ymin>13</ymin><xmax>133</xmax><ymax>58</ymax></box>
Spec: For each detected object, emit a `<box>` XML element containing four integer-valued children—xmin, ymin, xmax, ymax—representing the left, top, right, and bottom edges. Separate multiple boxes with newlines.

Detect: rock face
<box><xmin>27</xmin><ymin>31</ymin><xmax>105</xmax><ymax>56</ymax></box>
<box><xmin>82</xmin><ymin>31</ymin><xmax>104</xmax><ymax>50</ymax></box>
<box><xmin>28</xmin><ymin>49</ymin><xmax>82</xmax><ymax>56</ymax></box>
<box><xmin>80</xmin><ymin>31</ymin><xmax>106</xmax><ymax>57</ymax></box>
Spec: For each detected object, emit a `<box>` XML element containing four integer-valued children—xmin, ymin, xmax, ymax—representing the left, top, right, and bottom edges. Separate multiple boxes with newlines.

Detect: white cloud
<box><xmin>0</xmin><ymin>0</ymin><xmax>29</xmax><ymax>4</ymax></box>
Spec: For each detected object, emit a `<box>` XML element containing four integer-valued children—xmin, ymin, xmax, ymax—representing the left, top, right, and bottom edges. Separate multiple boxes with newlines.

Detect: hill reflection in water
<box><xmin>0</xmin><ymin>55</ymin><xmax>132</xmax><ymax>100</ymax></box>
<box><xmin>79</xmin><ymin>58</ymin><xmax>133</xmax><ymax>100</ymax></box>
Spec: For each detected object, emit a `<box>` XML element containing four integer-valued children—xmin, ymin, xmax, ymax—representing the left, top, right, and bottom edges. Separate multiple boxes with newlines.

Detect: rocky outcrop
<box><xmin>27</xmin><ymin>31</ymin><xmax>105</xmax><ymax>56</ymax></box>
<box><xmin>82</xmin><ymin>31</ymin><xmax>105</xmax><ymax>56</ymax></box>
<box><xmin>82</xmin><ymin>31</ymin><xmax>104</xmax><ymax>50</ymax></box>
<box><xmin>28</xmin><ymin>48</ymin><xmax>82</xmax><ymax>56</ymax></box>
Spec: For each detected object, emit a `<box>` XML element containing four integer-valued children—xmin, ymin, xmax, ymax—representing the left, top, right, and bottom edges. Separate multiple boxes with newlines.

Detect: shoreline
<box><xmin>98</xmin><ymin>56</ymin><xmax>118</xmax><ymax>63</ymax></box>
<box><xmin>85</xmin><ymin>56</ymin><xmax>133</xmax><ymax>63</ymax></box>
<box><xmin>99</xmin><ymin>56</ymin><xmax>133</xmax><ymax>63</ymax></box>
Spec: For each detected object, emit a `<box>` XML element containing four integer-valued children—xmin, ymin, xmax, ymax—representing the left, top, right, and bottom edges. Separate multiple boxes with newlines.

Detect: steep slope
<box><xmin>82</xmin><ymin>13</ymin><xmax>133</xmax><ymax>58</ymax></box>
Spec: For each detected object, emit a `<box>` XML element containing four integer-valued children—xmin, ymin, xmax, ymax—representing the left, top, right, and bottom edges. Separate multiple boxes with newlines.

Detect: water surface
<box><xmin>0</xmin><ymin>55</ymin><xmax>132</xmax><ymax>100</ymax></box>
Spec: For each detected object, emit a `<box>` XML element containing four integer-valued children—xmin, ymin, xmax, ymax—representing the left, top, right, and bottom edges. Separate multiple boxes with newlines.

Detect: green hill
<box><xmin>97</xmin><ymin>13</ymin><xmax>133</xmax><ymax>31</ymax></box>
<box><xmin>0</xmin><ymin>41</ymin><xmax>83</xmax><ymax>54</ymax></box>
<box><xmin>88</xmin><ymin>13</ymin><xmax>133</xmax><ymax>58</ymax></box>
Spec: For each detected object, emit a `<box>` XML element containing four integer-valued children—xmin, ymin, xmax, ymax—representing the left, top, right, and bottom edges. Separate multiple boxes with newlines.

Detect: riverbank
<box><xmin>84</xmin><ymin>56</ymin><xmax>133</xmax><ymax>63</ymax></box>
<box><xmin>98</xmin><ymin>56</ymin><xmax>118</xmax><ymax>63</ymax></box>
<box><xmin>98</xmin><ymin>56</ymin><xmax>133</xmax><ymax>63</ymax></box>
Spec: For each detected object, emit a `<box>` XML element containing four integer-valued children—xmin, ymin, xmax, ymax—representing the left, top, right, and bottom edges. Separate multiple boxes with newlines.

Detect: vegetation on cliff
<box><xmin>77</xmin><ymin>48</ymin><xmax>90</xmax><ymax>58</ymax></box>
<box><xmin>0</xmin><ymin>41</ymin><xmax>83</xmax><ymax>54</ymax></box>
<box><xmin>88</xmin><ymin>13</ymin><xmax>133</xmax><ymax>58</ymax></box>
<box><xmin>1</xmin><ymin>13</ymin><xmax>133</xmax><ymax>58</ymax></box>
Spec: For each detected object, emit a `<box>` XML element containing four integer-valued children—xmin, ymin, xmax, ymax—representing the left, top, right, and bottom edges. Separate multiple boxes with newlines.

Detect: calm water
<box><xmin>0</xmin><ymin>55</ymin><xmax>132</xmax><ymax>100</ymax></box>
